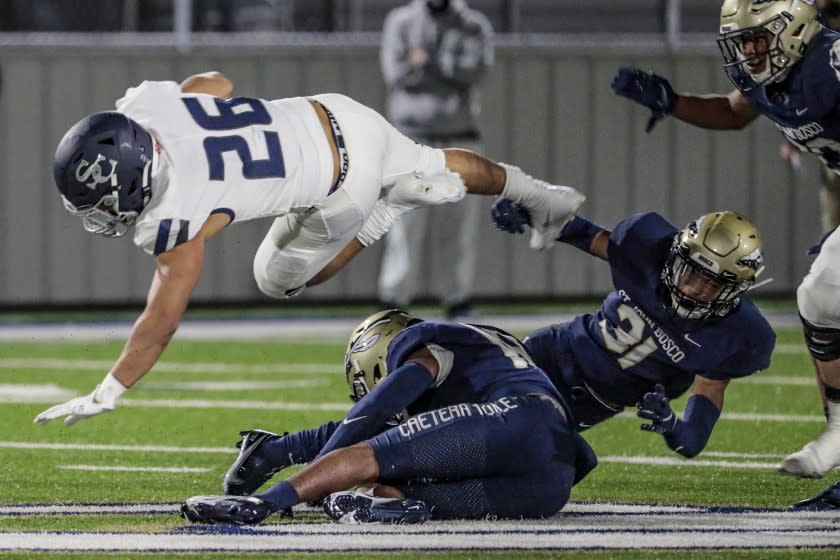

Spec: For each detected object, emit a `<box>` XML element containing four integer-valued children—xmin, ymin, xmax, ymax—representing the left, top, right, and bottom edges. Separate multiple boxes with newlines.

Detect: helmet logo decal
<box><xmin>75</xmin><ymin>154</ymin><xmax>118</xmax><ymax>190</ymax></box>
<box><xmin>351</xmin><ymin>333</ymin><xmax>380</xmax><ymax>354</ymax></box>
<box><xmin>738</xmin><ymin>248</ymin><xmax>765</xmax><ymax>271</ymax></box>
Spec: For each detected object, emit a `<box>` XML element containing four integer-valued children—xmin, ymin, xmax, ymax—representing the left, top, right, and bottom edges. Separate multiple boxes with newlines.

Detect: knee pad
<box><xmin>801</xmin><ymin>316</ymin><xmax>840</xmax><ymax>362</ymax></box>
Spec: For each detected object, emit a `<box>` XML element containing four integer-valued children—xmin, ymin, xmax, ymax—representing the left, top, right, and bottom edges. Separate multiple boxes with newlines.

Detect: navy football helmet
<box><xmin>53</xmin><ymin>111</ymin><xmax>154</xmax><ymax>238</ymax></box>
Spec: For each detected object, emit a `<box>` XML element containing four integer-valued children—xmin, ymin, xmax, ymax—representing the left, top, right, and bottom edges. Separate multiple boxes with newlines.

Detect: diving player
<box><xmin>34</xmin><ymin>71</ymin><xmax>584</xmax><ymax>427</ymax></box>
<box><xmin>492</xmin><ymin>202</ymin><xmax>775</xmax><ymax>459</ymax></box>
<box><xmin>181</xmin><ymin>309</ymin><xmax>596</xmax><ymax>524</ymax></box>
<box><xmin>612</xmin><ymin>0</ymin><xmax>840</xmax><ymax>478</ymax></box>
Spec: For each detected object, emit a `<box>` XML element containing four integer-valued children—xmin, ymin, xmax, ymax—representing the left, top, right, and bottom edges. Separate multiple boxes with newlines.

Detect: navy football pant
<box><xmin>368</xmin><ymin>394</ymin><xmax>576</xmax><ymax>519</ymax></box>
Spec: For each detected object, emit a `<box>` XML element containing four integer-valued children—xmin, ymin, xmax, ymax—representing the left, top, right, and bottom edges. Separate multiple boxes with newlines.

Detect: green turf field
<box><xmin>0</xmin><ymin>316</ymin><xmax>836</xmax><ymax>557</ymax></box>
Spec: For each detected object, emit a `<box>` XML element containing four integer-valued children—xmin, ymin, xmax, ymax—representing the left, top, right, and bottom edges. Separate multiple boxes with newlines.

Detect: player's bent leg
<box><xmin>369</xmin><ymin>394</ymin><xmax>579</xmax><ymax>518</ymax></box>
<box><xmin>782</xmin><ymin>240</ymin><xmax>840</xmax><ymax>478</ymax></box>
<box><xmin>253</xmin><ymin>191</ymin><xmax>365</xmax><ymax>298</ymax></box>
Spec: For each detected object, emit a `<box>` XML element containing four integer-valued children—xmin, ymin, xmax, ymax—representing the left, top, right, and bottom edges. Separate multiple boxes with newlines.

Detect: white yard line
<box><xmin>139</xmin><ymin>380</ymin><xmax>328</xmax><ymax>391</ymax></box>
<box><xmin>0</xmin><ymin>441</ymin><xmax>233</xmax><ymax>453</ymax></box>
<box><xmin>120</xmin><ymin>398</ymin><xmax>349</xmax><ymax>411</ymax></box>
<box><xmin>0</xmin><ymin>441</ymin><xmax>795</xmax><ymax>471</ymax></box>
<box><xmin>58</xmin><ymin>465</ymin><xmax>210</xmax><ymax>473</ymax></box>
<box><xmin>0</xmin><ymin>358</ymin><xmax>336</xmax><ymax>374</ymax></box>
<box><xmin>616</xmin><ymin>410</ymin><xmax>825</xmax><ymax>423</ymax></box>
<box><xmin>598</xmin><ymin>456</ymin><xmax>781</xmax><ymax>469</ymax></box>
<box><xmin>2</xmin><ymin>512</ymin><xmax>840</xmax><ymax>551</ymax></box>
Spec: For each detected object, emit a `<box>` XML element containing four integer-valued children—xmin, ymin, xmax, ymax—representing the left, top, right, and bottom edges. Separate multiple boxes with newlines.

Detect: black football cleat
<box><xmin>223</xmin><ymin>429</ymin><xmax>286</xmax><ymax>495</ymax></box>
<box><xmin>791</xmin><ymin>481</ymin><xmax>840</xmax><ymax>511</ymax></box>
<box><xmin>181</xmin><ymin>495</ymin><xmax>277</xmax><ymax>525</ymax></box>
<box><xmin>323</xmin><ymin>491</ymin><xmax>430</xmax><ymax>524</ymax></box>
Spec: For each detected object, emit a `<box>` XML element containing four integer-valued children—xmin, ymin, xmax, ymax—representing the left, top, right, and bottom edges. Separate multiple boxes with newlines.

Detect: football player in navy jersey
<box><xmin>611</xmin><ymin>0</ymin><xmax>840</xmax><ymax>479</ymax></box>
<box><xmin>180</xmin><ymin>310</ymin><xmax>596</xmax><ymax>525</ymax></box>
<box><xmin>492</xmin><ymin>201</ymin><xmax>775</xmax><ymax>459</ymax></box>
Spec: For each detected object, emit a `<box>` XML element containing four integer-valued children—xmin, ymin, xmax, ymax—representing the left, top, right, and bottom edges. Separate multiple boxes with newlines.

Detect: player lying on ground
<box><xmin>493</xmin><ymin>203</ymin><xmax>775</xmax><ymax>458</ymax></box>
<box><xmin>181</xmin><ymin>309</ymin><xmax>596</xmax><ymax>524</ymax></box>
<box><xmin>34</xmin><ymin>70</ymin><xmax>584</xmax><ymax>427</ymax></box>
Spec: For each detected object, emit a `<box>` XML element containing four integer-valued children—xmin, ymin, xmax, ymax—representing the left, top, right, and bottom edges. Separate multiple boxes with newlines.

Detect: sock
<box><xmin>256</xmin><ymin>480</ymin><xmax>300</xmax><ymax>511</ymax></box>
<box><xmin>825</xmin><ymin>399</ymin><xmax>840</xmax><ymax>427</ymax></box>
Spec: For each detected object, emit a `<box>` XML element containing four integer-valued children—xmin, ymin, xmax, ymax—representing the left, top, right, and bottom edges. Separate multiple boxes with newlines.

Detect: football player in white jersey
<box><xmin>34</xmin><ymin>71</ymin><xmax>584</xmax><ymax>426</ymax></box>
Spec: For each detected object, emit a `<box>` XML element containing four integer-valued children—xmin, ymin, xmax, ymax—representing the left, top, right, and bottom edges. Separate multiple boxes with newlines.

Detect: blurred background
<box><xmin>0</xmin><ymin>0</ymin><xmax>818</xmax><ymax>309</ymax></box>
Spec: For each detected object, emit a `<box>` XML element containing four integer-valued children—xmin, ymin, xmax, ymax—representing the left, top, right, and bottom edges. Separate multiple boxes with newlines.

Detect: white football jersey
<box><xmin>115</xmin><ymin>81</ymin><xmax>335</xmax><ymax>255</ymax></box>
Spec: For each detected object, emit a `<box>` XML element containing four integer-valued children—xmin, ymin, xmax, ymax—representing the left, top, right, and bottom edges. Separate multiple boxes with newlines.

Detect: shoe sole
<box><xmin>181</xmin><ymin>498</ymin><xmax>269</xmax><ymax>525</ymax></box>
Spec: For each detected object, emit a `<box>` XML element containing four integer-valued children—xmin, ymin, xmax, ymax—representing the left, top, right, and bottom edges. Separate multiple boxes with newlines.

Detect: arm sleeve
<box><xmin>315</xmin><ymin>362</ymin><xmax>434</xmax><ymax>458</ymax></box>
<box><xmin>664</xmin><ymin>394</ymin><xmax>721</xmax><ymax>458</ymax></box>
<box><xmin>284</xmin><ymin>420</ymin><xmax>340</xmax><ymax>464</ymax></box>
<box><xmin>557</xmin><ymin>215</ymin><xmax>606</xmax><ymax>253</ymax></box>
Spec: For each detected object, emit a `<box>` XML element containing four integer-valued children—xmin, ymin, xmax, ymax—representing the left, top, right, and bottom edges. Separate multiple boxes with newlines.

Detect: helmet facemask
<box><xmin>61</xmin><ymin>188</ymin><xmax>142</xmax><ymax>238</ymax></box>
<box><xmin>719</xmin><ymin>18</ymin><xmax>792</xmax><ymax>91</ymax></box>
<box><xmin>661</xmin><ymin>212</ymin><xmax>764</xmax><ymax>320</ymax></box>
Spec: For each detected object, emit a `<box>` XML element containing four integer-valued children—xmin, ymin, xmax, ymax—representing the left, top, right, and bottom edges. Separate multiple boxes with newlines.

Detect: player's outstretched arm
<box><xmin>34</xmin><ymin>235</ymin><xmax>206</xmax><ymax>426</ymax></box>
<box><xmin>636</xmin><ymin>377</ymin><xmax>727</xmax><ymax>458</ymax></box>
<box><xmin>611</xmin><ymin>66</ymin><xmax>758</xmax><ymax>131</ymax></box>
<box><xmin>315</xmin><ymin>349</ymin><xmax>438</xmax><ymax>458</ymax></box>
<box><xmin>671</xmin><ymin>88</ymin><xmax>759</xmax><ymax>130</ymax></box>
<box><xmin>180</xmin><ymin>71</ymin><xmax>233</xmax><ymax>98</ymax></box>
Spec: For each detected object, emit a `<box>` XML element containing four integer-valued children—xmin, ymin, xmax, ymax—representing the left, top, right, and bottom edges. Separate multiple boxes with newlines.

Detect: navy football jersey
<box><xmin>744</xmin><ymin>26</ymin><xmax>840</xmax><ymax>172</ymax></box>
<box><xmin>553</xmin><ymin>212</ymin><xmax>775</xmax><ymax>407</ymax></box>
<box><xmin>385</xmin><ymin>321</ymin><xmax>565</xmax><ymax>415</ymax></box>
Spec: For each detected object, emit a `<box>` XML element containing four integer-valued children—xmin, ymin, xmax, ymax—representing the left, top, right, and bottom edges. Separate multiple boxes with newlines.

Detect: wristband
<box><xmin>94</xmin><ymin>372</ymin><xmax>128</xmax><ymax>402</ymax></box>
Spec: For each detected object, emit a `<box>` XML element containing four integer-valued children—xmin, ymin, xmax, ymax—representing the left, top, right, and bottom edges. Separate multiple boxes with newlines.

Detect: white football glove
<box><xmin>385</xmin><ymin>169</ymin><xmax>466</xmax><ymax>207</ymax></box>
<box><xmin>356</xmin><ymin>169</ymin><xmax>467</xmax><ymax>247</ymax></box>
<box><xmin>34</xmin><ymin>373</ymin><xmax>127</xmax><ymax>426</ymax></box>
<box><xmin>500</xmin><ymin>164</ymin><xmax>586</xmax><ymax>250</ymax></box>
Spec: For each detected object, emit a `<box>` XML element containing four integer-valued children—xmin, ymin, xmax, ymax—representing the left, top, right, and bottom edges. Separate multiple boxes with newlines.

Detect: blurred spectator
<box><xmin>377</xmin><ymin>0</ymin><xmax>493</xmax><ymax>320</ymax></box>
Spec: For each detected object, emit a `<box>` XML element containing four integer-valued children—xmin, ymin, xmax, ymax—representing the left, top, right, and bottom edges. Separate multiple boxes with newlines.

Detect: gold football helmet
<box><xmin>344</xmin><ymin>309</ymin><xmax>420</xmax><ymax>405</ymax></box>
<box><xmin>662</xmin><ymin>211</ymin><xmax>765</xmax><ymax>320</ymax></box>
<box><xmin>717</xmin><ymin>0</ymin><xmax>820</xmax><ymax>91</ymax></box>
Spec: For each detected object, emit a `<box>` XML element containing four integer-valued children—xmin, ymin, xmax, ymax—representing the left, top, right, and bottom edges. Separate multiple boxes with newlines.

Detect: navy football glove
<box><xmin>491</xmin><ymin>198</ymin><xmax>531</xmax><ymax>234</ymax></box>
<box><xmin>637</xmin><ymin>384</ymin><xmax>679</xmax><ymax>435</ymax></box>
<box><xmin>611</xmin><ymin>67</ymin><xmax>677</xmax><ymax>133</ymax></box>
